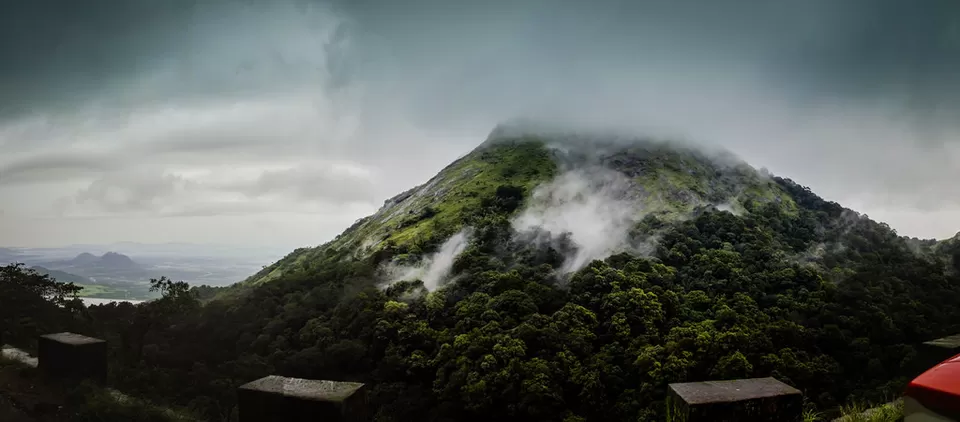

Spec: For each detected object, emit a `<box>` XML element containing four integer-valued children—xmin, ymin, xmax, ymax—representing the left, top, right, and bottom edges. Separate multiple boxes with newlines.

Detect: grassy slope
<box><xmin>244</xmin><ymin>138</ymin><xmax>558</xmax><ymax>285</ymax></box>
<box><xmin>242</xmin><ymin>133</ymin><xmax>803</xmax><ymax>286</ymax></box>
<box><xmin>823</xmin><ymin>399</ymin><xmax>903</xmax><ymax>422</ymax></box>
<box><xmin>30</xmin><ymin>267</ymin><xmax>90</xmax><ymax>285</ymax></box>
<box><xmin>619</xmin><ymin>142</ymin><xmax>797</xmax><ymax>218</ymax></box>
<box><xmin>75</xmin><ymin>284</ymin><xmax>118</xmax><ymax>297</ymax></box>
<box><xmin>28</xmin><ymin>267</ymin><xmax>134</xmax><ymax>299</ymax></box>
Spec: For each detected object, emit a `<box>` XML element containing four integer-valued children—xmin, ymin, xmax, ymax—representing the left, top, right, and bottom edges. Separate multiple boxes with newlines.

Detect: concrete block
<box><xmin>37</xmin><ymin>332</ymin><xmax>107</xmax><ymax>383</ymax></box>
<box><xmin>237</xmin><ymin>375</ymin><xmax>367</xmax><ymax>422</ymax></box>
<box><xmin>919</xmin><ymin>334</ymin><xmax>960</xmax><ymax>368</ymax></box>
<box><xmin>667</xmin><ymin>377</ymin><xmax>803</xmax><ymax>422</ymax></box>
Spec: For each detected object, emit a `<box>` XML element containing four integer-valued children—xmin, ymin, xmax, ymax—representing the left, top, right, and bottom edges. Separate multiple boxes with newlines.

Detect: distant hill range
<box><xmin>30</xmin><ymin>266</ymin><xmax>93</xmax><ymax>285</ymax></box>
<box><xmin>68</xmin><ymin>252</ymin><xmax>99</xmax><ymax>266</ymax></box>
<box><xmin>1</xmin><ymin>244</ymin><xmax>291</xmax><ymax>300</ymax></box>
<box><xmin>0</xmin><ymin>247</ymin><xmax>18</xmax><ymax>263</ymax></box>
<box><xmin>41</xmin><ymin>251</ymin><xmax>143</xmax><ymax>273</ymax></box>
<box><xmin>95</xmin><ymin>252</ymin><xmax>141</xmax><ymax>270</ymax></box>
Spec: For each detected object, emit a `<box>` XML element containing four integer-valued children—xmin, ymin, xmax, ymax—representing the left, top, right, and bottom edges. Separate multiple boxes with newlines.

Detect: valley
<box><xmin>1</xmin><ymin>245</ymin><xmax>285</xmax><ymax>301</ymax></box>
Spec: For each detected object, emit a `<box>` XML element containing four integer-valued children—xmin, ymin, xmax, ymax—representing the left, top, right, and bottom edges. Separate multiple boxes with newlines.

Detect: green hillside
<box><xmin>245</xmin><ymin>130</ymin><xmax>798</xmax><ymax>286</ymax></box>
<box><xmin>30</xmin><ymin>266</ymin><xmax>91</xmax><ymax>285</ymax></box>
<box><xmin>245</xmin><ymin>137</ymin><xmax>559</xmax><ymax>285</ymax></box>
<box><xmin>29</xmin><ymin>266</ymin><xmax>130</xmax><ymax>298</ymax></box>
<box><xmin>8</xmin><ymin>126</ymin><xmax>960</xmax><ymax>421</ymax></box>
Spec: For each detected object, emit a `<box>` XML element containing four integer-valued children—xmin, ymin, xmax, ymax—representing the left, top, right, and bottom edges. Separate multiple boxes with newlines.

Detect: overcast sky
<box><xmin>1</xmin><ymin>0</ymin><xmax>959</xmax><ymax>249</ymax></box>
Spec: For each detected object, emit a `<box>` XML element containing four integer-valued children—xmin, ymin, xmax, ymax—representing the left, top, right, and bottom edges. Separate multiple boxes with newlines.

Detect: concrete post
<box><xmin>916</xmin><ymin>334</ymin><xmax>960</xmax><ymax>375</ymax></box>
<box><xmin>667</xmin><ymin>377</ymin><xmax>803</xmax><ymax>422</ymax></box>
<box><xmin>37</xmin><ymin>332</ymin><xmax>107</xmax><ymax>383</ymax></box>
<box><xmin>237</xmin><ymin>375</ymin><xmax>367</xmax><ymax>422</ymax></box>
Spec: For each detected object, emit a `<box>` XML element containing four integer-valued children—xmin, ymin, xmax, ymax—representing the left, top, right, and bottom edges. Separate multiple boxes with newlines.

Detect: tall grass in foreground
<box><xmin>828</xmin><ymin>399</ymin><xmax>904</xmax><ymax>422</ymax></box>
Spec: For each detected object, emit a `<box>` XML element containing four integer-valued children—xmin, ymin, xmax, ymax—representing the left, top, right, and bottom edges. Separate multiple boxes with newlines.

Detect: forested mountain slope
<box><xmin>46</xmin><ymin>126</ymin><xmax>960</xmax><ymax>421</ymax></box>
<box><xmin>245</xmin><ymin>126</ymin><xmax>798</xmax><ymax>286</ymax></box>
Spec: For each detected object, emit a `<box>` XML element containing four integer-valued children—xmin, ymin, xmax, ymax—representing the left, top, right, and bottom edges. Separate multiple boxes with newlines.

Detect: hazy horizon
<box><xmin>2</xmin><ymin>240</ymin><xmax>291</xmax><ymax>250</ymax></box>
<box><xmin>2</xmin><ymin>0</ymin><xmax>960</xmax><ymax>247</ymax></box>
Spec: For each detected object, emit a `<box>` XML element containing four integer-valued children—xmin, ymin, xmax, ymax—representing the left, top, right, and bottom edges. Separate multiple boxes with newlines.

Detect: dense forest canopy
<box><xmin>5</xmin><ymin>131</ymin><xmax>960</xmax><ymax>421</ymax></box>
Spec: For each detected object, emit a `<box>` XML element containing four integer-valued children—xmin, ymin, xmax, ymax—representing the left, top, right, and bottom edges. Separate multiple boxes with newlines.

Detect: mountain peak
<box><xmin>245</xmin><ymin>128</ymin><xmax>798</xmax><ymax>285</ymax></box>
<box><xmin>66</xmin><ymin>251</ymin><xmax>139</xmax><ymax>270</ymax></box>
<box><xmin>209</xmin><ymin>125</ymin><xmax>960</xmax><ymax>421</ymax></box>
<box><xmin>70</xmin><ymin>252</ymin><xmax>99</xmax><ymax>265</ymax></box>
<box><xmin>99</xmin><ymin>252</ymin><xmax>137</xmax><ymax>267</ymax></box>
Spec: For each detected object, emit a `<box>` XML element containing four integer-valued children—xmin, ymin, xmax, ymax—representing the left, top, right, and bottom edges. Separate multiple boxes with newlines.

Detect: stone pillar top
<box><xmin>37</xmin><ymin>332</ymin><xmax>107</xmax><ymax>383</ymax></box>
<box><xmin>669</xmin><ymin>377</ymin><xmax>801</xmax><ymax>405</ymax></box>
<box><xmin>924</xmin><ymin>334</ymin><xmax>960</xmax><ymax>349</ymax></box>
<box><xmin>39</xmin><ymin>332</ymin><xmax>106</xmax><ymax>346</ymax></box>
<box><xmin>238</xmin><ymin>376</ymin><xmax>365</xmax><ymax>403</ymax></box>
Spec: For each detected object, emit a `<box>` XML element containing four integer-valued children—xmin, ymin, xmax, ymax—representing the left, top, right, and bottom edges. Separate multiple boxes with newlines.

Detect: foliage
<box><xmin>0</xmin><ymin>263</ymin><xmax>83</xmax><ymax>348</ymax></box>
<box><xmin>1</xmin><ymin>263</ymin><xmax>82</xmax><ymax>306</ymax></box>
<box><xmin>803</xmin><ymin>407</ymin><xmax>824</xmax><ymax>422</ymax></box>
<box><xmin>76</xmin><ymin>284</ymin><xmax>118</xmax><ymax>297</ymax></box>
<box><xmin>0</xmin><ymin>353</ymin><xmax>198</xmax><ymax>422</ymax></box>
<box><xmin>834</xmin><ymin>399</ymin><xmax>903</xmax><ymax>422</ymax></box>
<box><xmin>66</xmin><ymin>382</ymin><xmax>201</xmax><ymax>422</ymax></box>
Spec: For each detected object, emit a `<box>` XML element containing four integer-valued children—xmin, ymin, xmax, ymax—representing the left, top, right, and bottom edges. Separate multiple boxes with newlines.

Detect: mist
<box><xmin>2</xmin><ymin>0</ymin><xmax>960</xmax><ymax>247</ymax></box>
<box><xmin>512</xmin><ymin>167</ymin><xmax>651</xmax><ymax>274</ymax></box>
<box><xmin>382</xmin><ymin>229</ymin><xmax>471</xmax><ymax>291</ymax></box>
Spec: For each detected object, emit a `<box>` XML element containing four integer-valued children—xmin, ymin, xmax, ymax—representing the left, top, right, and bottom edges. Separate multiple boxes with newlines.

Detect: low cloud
<box><xmin>75</xmin><ymin>171</ymin><xmax>193</xmax><ymax>213</ymax></box>
<box><xmin>227</xmin><ymin>165</ymin><xmax>377</xmax><ymax>202</ymax></box>
<box><xmin>382</xmin><ymin>229</ymin><xmax>472</xmax><ymax>291</ymax></box>
<box><xmin>0</xmin><ymin>154</ymin><xmax>122</xmax><ymax>185</ymax></box>
<box><xmin>56</xmin><ymin>162</ymin><xmax>380</xmax><ymax>219</ymax></box>
<box><xmin>512</xmin><ymin>167</ymin><xmax>652</xmax><ymax>275</ymax></box>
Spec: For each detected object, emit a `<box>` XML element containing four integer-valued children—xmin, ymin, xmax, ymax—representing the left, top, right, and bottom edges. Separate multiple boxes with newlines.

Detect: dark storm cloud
<box><xmin>0</xmin><ymin>0</ymin><xmax>183</xmax><ymax>117</ymax></box>
<box><xmin>784</xmin><ymin>0</ymin><xmax>960</xmax><ymax>118</ymax></box>
<box><xmin>2</xmin><ymin>0</ymin><xmax>960</xmax><ymax>244</ymax></box>
<box><xmin>4</xmin><ymin>0</ymin><xmax>958</xmax><ymax>122</ymax></box>
<box><xmin>0</xmin><ymin>0</ymin><xmax>348</xmax><ymax>120</ymax></box>
<box><xmin>329</xmin><ymin>0</ymin><xmax>960</xmax><ymax>121</ymax></box>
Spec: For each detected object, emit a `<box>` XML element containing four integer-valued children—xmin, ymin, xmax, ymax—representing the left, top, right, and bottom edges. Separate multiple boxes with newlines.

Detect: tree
<box><xmin>0</xmin><ymin>263</ymin><xmax>82</xmax><ymax>345</ymax></box>
<box><xmin>124</xmin><ymin>277</ymin><xmax>199</xmax><ymax>362</ymax></box>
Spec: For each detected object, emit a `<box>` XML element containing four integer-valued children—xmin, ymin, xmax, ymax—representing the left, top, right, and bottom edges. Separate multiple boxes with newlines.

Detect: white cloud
<box><xmin>383</xmin><ymin>229</ymin><xmax>472</xmax><ymax>291</ymax></box>
<box><xmin>512</xmin><ymin>167</ymin><xmax>648</xmax><ymax>274</ymax></box>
